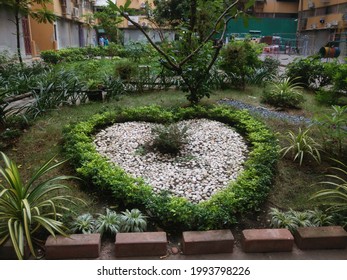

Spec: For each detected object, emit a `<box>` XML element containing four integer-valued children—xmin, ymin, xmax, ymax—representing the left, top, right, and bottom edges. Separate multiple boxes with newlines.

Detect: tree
<box><xmin>220</xmin><ymin>39</ymin><xmax>262</xmax><ymax>90</ymax></box>
<box><xmin>93</xmin><ymin>6</ymin><xmax>123</xmax><ymax>43</ymax></box>
<box><xmin>0</xmin><ymin>0</ymin><xmax>56</xmax><ymax>66</ymax></box>
<box><xmin>108</xmin><ymin>0</ymin><xmax>253</xmax><ymax>104</ymax></box>
<box><xmin>153</xmin><ymin>0</ymin><xmax>226</xmax><ymax>42</ymax></box>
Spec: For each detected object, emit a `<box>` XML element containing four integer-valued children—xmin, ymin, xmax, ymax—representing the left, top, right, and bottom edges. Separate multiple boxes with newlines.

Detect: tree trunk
<box><xmin>187</xmin><ymin>0</ymin><xmax>197</xmax><ymax>50</ymax></box>
<box><xmin>14</xmin><ymin>5</ymin><xmax>23</xmax><ymax>67</ymax></box>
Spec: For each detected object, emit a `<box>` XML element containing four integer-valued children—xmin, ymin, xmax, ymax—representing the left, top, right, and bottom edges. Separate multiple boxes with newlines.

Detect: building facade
<box><xmin>253</xmin><ymin>0</ymin><xmax>299</xmax><ymax>18</ymax></box>
<box><xmin>0</xmin><ymin>0</ymin><xmax>96</xmax><ymax>57</ymax></box>
<box><xmin>297</xmin><ymin>0</ymin><xmax>347</xmax><ymax>55</ymax></box>
<box><xmin>0</xmin><ymin>7</ymin><xmax>32</xmax><ymax>58</ymax></box>
<box><xmin>31</xmin><ymin>0</ymin><xmax>96</xmax><ymax>53</ymax></box>
<box><xmin>115</xmin><ymin>0</ymin><xmax>175</xmax><ymax>44</ymax></box>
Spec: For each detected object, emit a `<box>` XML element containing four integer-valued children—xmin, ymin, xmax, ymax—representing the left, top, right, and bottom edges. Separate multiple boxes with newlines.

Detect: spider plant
<box><xmin>311</xmin><ymin>159</ymin><xmax>347</xmax><ymax>213</ymax></box>
<box><xmin>280</xmin><ymin>127</ymin><xmax>321</xmax><ymax>166</ymax></box>
<box><xmin>0</xmin><ymin>152</ymin><xmax>78</xmax><ymax>259</ymax></box>
<box><xmin>262</xmin><ymin>77</ymin><xmax>305</xmax><ymax>108</ymax></box>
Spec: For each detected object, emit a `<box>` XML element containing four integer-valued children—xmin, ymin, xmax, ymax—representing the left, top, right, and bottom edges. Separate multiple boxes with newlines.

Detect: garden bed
<box><xmin>63</xmin><ymin>105</ymin><xmax>279</xmax><ymax>231</ymax></box>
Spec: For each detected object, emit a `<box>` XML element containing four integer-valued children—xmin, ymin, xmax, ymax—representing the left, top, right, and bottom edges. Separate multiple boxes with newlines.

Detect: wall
<box><xmin>122</xmin><ymin>29</ymin><xmax>175</xmax><ymax>44</ymax></box>
<box><xmin>0</xmin><ymin>8</ymin><xmax>27</xmax><ymax>57</ymax></box>
<box><xmin>262</xmin><ymin>0</ymin><xmax>299</xmax><ymax>14</ymax></box>
<box><xmin>117</xmin><ymin>0</ymin><xmax>154</xmax><ymax>9</ymax></box>
<box><xmin>56</xmin><ymin>18</ymin><xmax>80</xmax><ymax>48</ymax></box>
<box><xmin>30</xmin><ymin>19</ymin><xmax>54</xmax><ymax>53</ymax></box>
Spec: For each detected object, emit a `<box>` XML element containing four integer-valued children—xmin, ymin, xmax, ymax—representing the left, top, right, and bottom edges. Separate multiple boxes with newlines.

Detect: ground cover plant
<box><xmin>63</xmin><ymin>105</ymin><xmax>279</xmax><ymax>231</ymax></box>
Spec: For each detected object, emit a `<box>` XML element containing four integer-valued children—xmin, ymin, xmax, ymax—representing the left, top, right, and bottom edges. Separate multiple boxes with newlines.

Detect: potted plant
<box><xmin>85</xmin><ymin>79</ymin><xmax>103</xmax><ymax>101</ymax></box>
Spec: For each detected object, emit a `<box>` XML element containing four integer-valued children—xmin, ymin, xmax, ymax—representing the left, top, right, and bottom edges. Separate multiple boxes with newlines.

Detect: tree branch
<box><xmin>122</xmin><ymin>12</ymin><xmax>180</xmax><ymax>71</ymax></box>
<box><xmin>178</xmin><ymin>0</ymin><xmax>239</xmax><ymax>67</ymax></box>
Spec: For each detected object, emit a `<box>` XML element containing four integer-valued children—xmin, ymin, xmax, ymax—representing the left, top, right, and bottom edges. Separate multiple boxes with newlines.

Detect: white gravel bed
<box><xmin>94</xmin><ymin>119</ymin><xmax>248</xmax><ymax>203</ymax></box>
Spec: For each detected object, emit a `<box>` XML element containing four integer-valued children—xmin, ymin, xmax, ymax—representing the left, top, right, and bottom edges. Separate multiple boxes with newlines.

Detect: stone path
<box><xmin>218</xmin><ymin>99</ymin><xmax>312</xmax><ymax>124</ymax></box>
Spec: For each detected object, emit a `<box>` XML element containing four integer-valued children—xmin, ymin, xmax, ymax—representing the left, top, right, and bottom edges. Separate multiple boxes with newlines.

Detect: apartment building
<box><xmin>0</xmin><ymin>0</ymin><xmax>96</xmax><ymax>57</ymax></box>
<box><xmin>297</xmin><ymin>0</ymin><xmax>347</xmax><ymax>54</ymax></box>
<box><xmin>31</xmin><ymin>0</ymin><xmax>96</xmax><ymax>53</ymax></box>
<box><xmin>0</xmin><ymin>7</ymin><xmax>31</xmax><ymax>57</ymax></box>
<box><xmin>253</xmin><ymin>0</ymin><xmax>299</xmax><ymax>18</ymax></box>
<box><xmin>114</xmin><ymin>0</ymin><xmax>175</xmax><ymax>44</ymax></box>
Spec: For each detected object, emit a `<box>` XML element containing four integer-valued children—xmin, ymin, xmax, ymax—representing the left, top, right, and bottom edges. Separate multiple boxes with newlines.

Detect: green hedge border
<box><xmin>63</xmin><ymin>105</ymin><xmax>279</xmax><ymax>231</ymax></box>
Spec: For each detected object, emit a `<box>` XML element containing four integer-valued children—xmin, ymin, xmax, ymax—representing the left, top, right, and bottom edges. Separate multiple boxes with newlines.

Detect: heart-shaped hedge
<box><xmin>63</xmin><ymin>105</ymin><xmax>279</xmax><ymax>231</ymax></box>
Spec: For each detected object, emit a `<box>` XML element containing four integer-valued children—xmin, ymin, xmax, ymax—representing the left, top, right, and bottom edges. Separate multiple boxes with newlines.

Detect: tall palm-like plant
<box><xmin>311</xmin><ymin>160</ymin><xmax>347</xmax><ymax>213</ymax></box>
<box><xmin>0</xmin><ymin>152</ymin><xmax>77</xmax><ymax>259</ymax></box>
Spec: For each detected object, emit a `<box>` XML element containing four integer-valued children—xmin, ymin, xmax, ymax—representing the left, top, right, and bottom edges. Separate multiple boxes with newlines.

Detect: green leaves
<box><xmin>311</xmin><ymin>160</ymin><xmax>347</xmax><ymax>213</ymax></box>
<box><xmin>71</xmin><ymin>213</ymin><xmax>96</xmax><ymax>234</ymax></box>
<box><xmin>70</xmin><ymin>208</ymin><xmax>147</xmax><ymax>235</ymax></box>
<box><xmin>120</xmin><ymin>209</ymin><xmax>147</xmax><ymax>232</ymax></box>
<box><xmin>280</xmin><ymin>127</ymin><xmax>321</xmax><ymax>166</ymax></box>
<box><xmin>63</xmin><ymin>105</ymin><xmax>278</xmax><ymax>231</ymax></box>
<box><xmin>0</xmin><ymin>152</ymin><xmax>77</xmax><ymax>259</ymax></box>
<box><xmin>316</xmin><ymin>105</ymin><xmax>347</xmax><ymax>156</ymax></box>
<box><xmin>30</xmin><ymin>7</ymin><xmax>56</xmax><ymax>24</ymax></box>
<box><xmin>96</xmin><ymin>208</ymin><xmax>121</xmax><ymax>236</ymax></box>
<box><xmin>107</xmin><ymin>0</ymin><xmax>131</xmax><ymax>14</ymax></box>
<box><xmin>262</xmin><ymin>77</ymin><xmax>305</xmax><ymax>109</ymax></box>
<box><xmin>269</xmin><ymin>208</ymin><xmax>333</xmax><ymax>233</ymax></box>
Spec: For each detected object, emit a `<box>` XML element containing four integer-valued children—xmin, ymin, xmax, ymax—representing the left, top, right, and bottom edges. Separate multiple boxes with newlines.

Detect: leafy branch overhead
<box><xmin>108</xmin><ymin>0</ymin><xmax>242</xmax><ymax>71</ymax></box>
<box><xmin>106</xmin><ymin>0</ymin><xmax>252</xmax><ymax>104</ymax></box>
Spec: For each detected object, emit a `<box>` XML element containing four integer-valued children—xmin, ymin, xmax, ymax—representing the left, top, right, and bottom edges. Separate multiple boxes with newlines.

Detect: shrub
<box><xmin>0</xmin><ymin>152</ymin><xmax>78</xmax><ymax>259</ymax></box>
<box><xmin>120</xmin><ymin>209</ymin><xmax>147</xmax><ymax>232</ymax></box>
<box><xmin>333</xmin><ymin>64</ymin><xmax>347</xmax><ymax>93</ymax></box>
<box><xmin>316</xmin><ymin>105</ymin><xmax>347</xmax><ymax>157</ymax></box>
<box><xmin>106</xmin><ymin>42</ymin><xmax>126</xmax><ymax>57</ymax></box>
<box><xmin>315</xmin><ymin>88</ymin><xmax>341</xmax><ymax>106</ymax></box>
<box><xmin>248</xmin><ymin>56</ymin><xmax>281</xmax><ymax>85</ymax></box>
<box><xmin>280</xmin><ymin>127</ymin><xmax>321</xmax><ymax>166</ymax></box>
<box><xmin>150</xmin><ymin>123</ymin><xmax>189</xmax><ymax>155</ymax></box>
<box><xmin>262</xmin><ymin>77</ymin><xmax>305</xmax><ymax>109</ymax></box>
<box><xmin>285</xmin><ymin>56</ymin><xmax>335</xmax><ymax>89</ymax></box>
<box><xmin>123</xmin><ymin>42</ymin><xmax>148</xmax><ymax>61</ymax></box>
<box><xmin>25</xmin><ymin>68</ymin><xmax>85</xmax><ymax>119</ymax></box>
<box><xmin>63</xmin><ymin>106</ymin><xmax>278</xmax><ymax>231</ymax></box>
<box><xmin>40</xmin><ymin>50</ymin><xmax>61</xmax><ymax>64</ymax></box>
<box><xmin>103</xmin><ymin>76</ymin><xmax>125</xmax><ymax>101</ymax></box>
<box><xmin>219</xmin><ymin>40</ymin><xmax>262</xmax><ymax>90</ymax></box>
<box><xmin>115</xmin><ymin>59</ymin><xmax>137</xmax><ymax>81</ymax></box>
